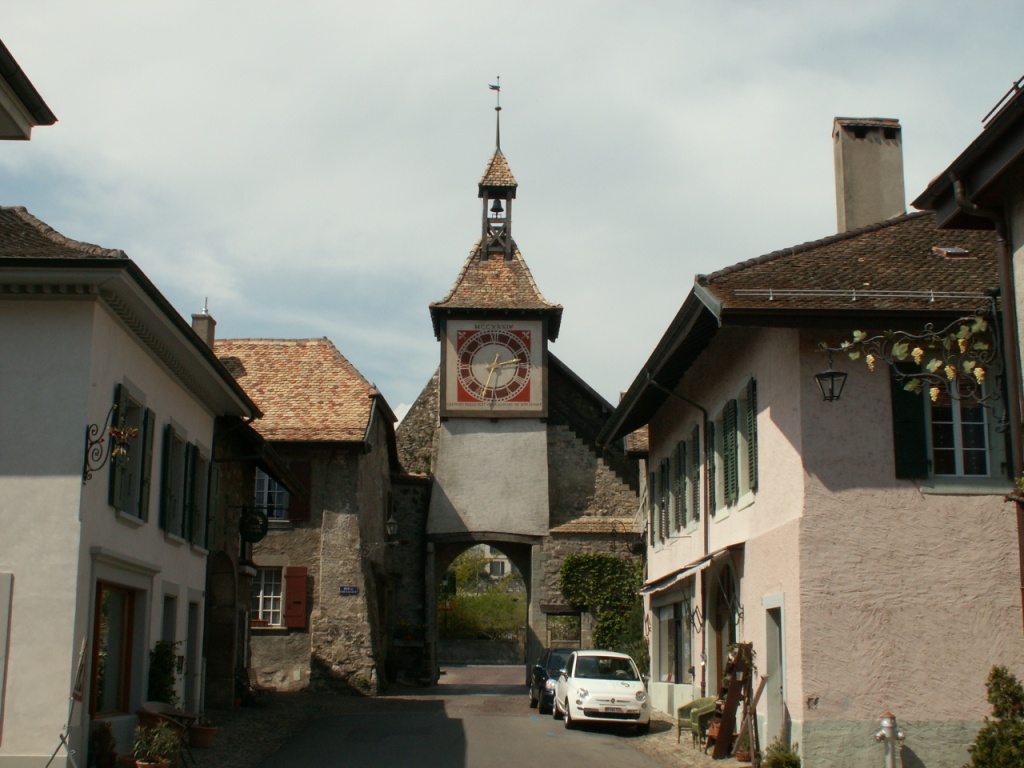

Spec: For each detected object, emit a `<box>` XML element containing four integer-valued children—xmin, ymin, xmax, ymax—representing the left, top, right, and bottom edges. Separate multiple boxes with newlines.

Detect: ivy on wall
<box><xmin>558</xmin><ymin>553</ymin><xmax>643</xmax><ymax>654</ymax></box>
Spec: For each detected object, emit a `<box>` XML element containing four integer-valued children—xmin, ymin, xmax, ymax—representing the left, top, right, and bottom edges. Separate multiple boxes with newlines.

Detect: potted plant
<box><xmin>89</xmin><ymin>720</ymin><xmax>118</xmax><ymax>768</ymax></box>
<box><xmin>733</xmin><ymin>725</ymin><xmax>753</xmax><ymax>762</ymax></box>
<box><xmin>189</xmin><ymin>718</ymin><xmax>217</xmax><ymax>748</ymax></box>
<box><xmin>132</xmin><ymin>723</ymin><xmax>178</xmax><ymax>768</ymax></box>
<box><xmin>763</xmin><ymin>736</ymin><xmax>801</xmax><ymax>768</ymax></box>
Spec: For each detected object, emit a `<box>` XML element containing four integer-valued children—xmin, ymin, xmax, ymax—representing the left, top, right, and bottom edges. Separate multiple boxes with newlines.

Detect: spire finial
<box><xmin>488</xmin><ymin>77</ymin><xmax>501</xmax><ymax>150</ymax></box>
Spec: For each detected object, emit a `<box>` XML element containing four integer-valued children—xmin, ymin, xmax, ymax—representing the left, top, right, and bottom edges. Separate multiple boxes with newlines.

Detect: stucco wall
<box><xmin>429</xmin><ymin>419</ymin><xmax>550</xmax><ymax>537</ymax></box>
<box><xmin>2</xmin><ymin>298</ymin><xmax>221</xmax><ymax>767</ymax></box>
<box><xmin>797</xmin><ymin>330</ymin><xmax>1024</xmax><ymax>768</ymax></box>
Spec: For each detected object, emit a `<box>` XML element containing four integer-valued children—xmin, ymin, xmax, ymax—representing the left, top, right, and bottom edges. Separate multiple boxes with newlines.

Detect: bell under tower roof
<box><xmin>429</xmin><ymin>81</ymin><xmax>562</xmax><ymax>340</ymax></box>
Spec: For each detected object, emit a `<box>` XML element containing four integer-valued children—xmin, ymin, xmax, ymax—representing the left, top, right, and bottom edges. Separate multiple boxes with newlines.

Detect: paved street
<box><xmin>189</xmin><ymin>665</ymin><xmax>737</xmax><ymax>768</ymax></box>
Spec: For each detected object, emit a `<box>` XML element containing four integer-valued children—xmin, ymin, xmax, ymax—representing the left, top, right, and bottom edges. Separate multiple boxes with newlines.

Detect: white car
<box><xmin>552</xmin><ymin>649</ymin><xmax>650</xmax><ymax>732</ymax></box>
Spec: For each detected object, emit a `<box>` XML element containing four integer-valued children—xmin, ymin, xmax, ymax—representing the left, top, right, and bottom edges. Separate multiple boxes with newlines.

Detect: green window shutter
<box><xmin>138</xmin><ymin>408</ymin><xmax>155</xmax><ymax>521</ymax></box>
<box><xmin>706</xmin><ymin>421</ymin><xmax>717</xmax><ymax>514</ymax></box>
<box><xmin>159</xmin><ymin>425</ymin><xmax>173</xmax><ymax>531</ymax></box>
<box><xmin>690</xmin><ymin>425</ymin><xmax>701</xmax><ymax>521</ymax></box>
<box><xmin>648</xmin><ymin>470</ymin><xmax>657</xmax><ymax>545</ymax></box>
<box><xmin>660</xmin><ymin>458</ymin><xmax>670</xmax><ymax>539</ymax></box>
<box><xmin>108</xmin><ymin>383</ymin><xmax>128</xmax><ymax>509</ymax></box>
<box><xmin>724</xmin><ymin>399</ymin><xmax>739</xmax><ymax>505</ymax></box>
<box><xmin>675</xmin><ymin>440</ymin><xmax>687</xmax><ymax>528</ymax></box>
<box><xmin>183</xmin><ymin>443</ymin><xmax>197</xmax><ymax>542</ymax></box>
<box><xmin>746</xmin><ymin>378</ymin><xmax>758</xmax><ymax>491</ymax></box>
<box><xmin>890</xmin><ymin>362</ymin><xmax>929</xmax><ymax>479</ymax></box>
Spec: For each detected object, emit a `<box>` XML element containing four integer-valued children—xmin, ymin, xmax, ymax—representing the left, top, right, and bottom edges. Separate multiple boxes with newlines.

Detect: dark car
<box><xmin>528</xmin><ymin>648</ymin><xmax>571</xmax><ymax>714</ymax></box>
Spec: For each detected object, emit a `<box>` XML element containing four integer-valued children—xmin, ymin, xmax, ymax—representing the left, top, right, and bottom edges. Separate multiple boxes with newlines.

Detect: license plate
<box><xmin>604</xmin><ymin>706</ymin><xmax>623</xmax><ymax>713</ymax></box>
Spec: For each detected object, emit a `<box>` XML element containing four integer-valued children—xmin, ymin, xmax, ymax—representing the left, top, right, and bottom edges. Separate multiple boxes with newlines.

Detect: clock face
<box><xmin>442</xmin><ymin>319</ymin><xmax>545</xmax><ymax>416</ymax></box>
<box><xmin>456</xmin><ymin>329</ymin><xmax>531</xmax><ymax>402</ymax></box>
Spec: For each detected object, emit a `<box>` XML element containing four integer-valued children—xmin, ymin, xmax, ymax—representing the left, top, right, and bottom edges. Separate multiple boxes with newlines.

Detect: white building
<box><xmin>0</xmin><ymin>208</ymin><xmax>258</xmax><ymax>767</ymax></box>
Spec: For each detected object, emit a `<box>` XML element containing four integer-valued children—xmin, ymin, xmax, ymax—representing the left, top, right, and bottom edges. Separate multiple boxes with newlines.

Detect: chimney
<box><xmin>191</xmin><ymin>299</ymin><xmax>216</xmax><ymax>348</ymax></box>
<box><xmin>833</xmin><ymin>117</ymin><xmax>905</xmax><ymax>232</ymax></box>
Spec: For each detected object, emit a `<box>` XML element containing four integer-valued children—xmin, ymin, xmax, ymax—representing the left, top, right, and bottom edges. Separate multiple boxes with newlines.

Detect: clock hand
<box><xmin>482</xmin><ymin>353</ymin><xmax>501</xmax><ymax>396</ymax></box>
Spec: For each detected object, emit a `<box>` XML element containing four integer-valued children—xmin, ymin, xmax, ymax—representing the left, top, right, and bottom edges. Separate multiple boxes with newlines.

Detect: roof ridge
<box><xmin>697</xmin><ymin>211</ymin><xmax>930</xmax><ymax>286</ymax></box>
<box><xmin>1</xmin><ymin>206</ymin><xmax>127</xmax><ymax>259</ymax></box>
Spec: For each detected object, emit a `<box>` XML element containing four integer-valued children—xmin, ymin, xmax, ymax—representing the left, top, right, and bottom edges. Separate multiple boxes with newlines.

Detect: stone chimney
<box><xmin>833</xmin><ymin>117</ymin><xmax>905</xmax><ymax>232</ymax></box>
<box><xmin>191</xmin><ymin>299</ymin><xmax>216</xmax><ymax>348</ymax></box>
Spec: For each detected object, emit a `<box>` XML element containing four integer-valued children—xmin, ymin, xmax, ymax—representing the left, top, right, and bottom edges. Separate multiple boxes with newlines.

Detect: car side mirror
<box><xmin>559</xmin><ymin>668</ymin><xmax>567</xmax><ymax>678</ymax></box>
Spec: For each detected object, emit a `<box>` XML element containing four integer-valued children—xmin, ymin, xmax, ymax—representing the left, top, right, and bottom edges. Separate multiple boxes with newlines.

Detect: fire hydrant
<box><xmin>874</xmin><ymin>712</ymin><xmax>905</xmax><ymax>768</ymax></box>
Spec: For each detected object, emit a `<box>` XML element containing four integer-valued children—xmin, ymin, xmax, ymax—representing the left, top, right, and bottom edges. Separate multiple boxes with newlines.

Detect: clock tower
<box><xmin>427</xmin><ymin>99</ymin><xmax>562</xmax><ymax>538</ymax></box>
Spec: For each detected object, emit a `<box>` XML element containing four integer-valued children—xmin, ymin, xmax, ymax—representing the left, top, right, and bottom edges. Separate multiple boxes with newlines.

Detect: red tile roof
<box><xmin>216</xmin><ymin>338</ymin><xmax>375</xmax><ymax>442</ymax></box>
<box><xmin>697</xmin><ymin>212</ymin><xmax>998</xmax><ymax>316</ymax></box>
<box><xmin>479</xmin><ymin>150</ymin><xmax>517</xmax><ymax>189</ymax></box>
<box><xmin>549</xmin><ymin>517</ymin><xmax>639</xmax><ymax>535</ymax></box>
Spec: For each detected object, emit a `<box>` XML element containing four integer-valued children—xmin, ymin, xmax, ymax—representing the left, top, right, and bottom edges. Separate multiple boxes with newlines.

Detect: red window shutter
<box><xmin>287</xmin><ymin>461</ymin><xmax>312</xmax><ymax>522</ymax></box>
<box><xmin>284</xmin><ymin>566</ymin><xmax>308</xmax><ymax>629</ymax></box>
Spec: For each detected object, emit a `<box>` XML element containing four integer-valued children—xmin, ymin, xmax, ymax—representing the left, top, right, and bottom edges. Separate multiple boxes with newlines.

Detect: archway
<box><xmin>431</xmin><ymin>537</ymin><xmax>533</xmax><ymax>668</ymax></box>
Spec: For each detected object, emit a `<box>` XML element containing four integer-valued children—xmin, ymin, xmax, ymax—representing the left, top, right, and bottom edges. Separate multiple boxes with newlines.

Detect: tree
<box><xmin>965</xmin><ymin>665</ymin><xmax>1024</xmax><ymax>767</ymax></box>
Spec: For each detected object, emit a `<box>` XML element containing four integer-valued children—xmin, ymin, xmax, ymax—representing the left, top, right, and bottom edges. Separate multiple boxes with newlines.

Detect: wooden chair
<box><xmin>676</xmin><ymin>696</ymin><xmax>713</xmax><ymax>743</ymax></box>
<box><xmin>692</xmin><ymin>700</ymin><xmax>719</xmax><ymax>749</ymax></box>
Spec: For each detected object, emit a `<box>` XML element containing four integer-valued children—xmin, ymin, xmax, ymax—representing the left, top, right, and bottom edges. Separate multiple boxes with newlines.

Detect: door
<box><xmin>765</xmin><ymin>606</ymin><xmax>784</xmax><ymax>742</ymax></box>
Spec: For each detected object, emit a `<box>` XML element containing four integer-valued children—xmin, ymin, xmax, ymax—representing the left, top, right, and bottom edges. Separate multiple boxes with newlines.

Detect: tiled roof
<box><xmin>549</xmin><ymin>517</ymin><xmax>639</xmax><ymax>535</ymax></box>
<box><xmin>215</xmin><ymin>337</ymin><xmax>375</xmax><ymax>442</ymax></box>
<box><xmin>479</xmin><ymin>150</ymin><xmax>517</xmax><ymax>189</ymax></box>
<box><xmin>431</xmin><ymin>241</ymin><xmax>562</xmax><ymax>313</ymax></box>
<box><xmin>697</xmin><ymin>212</ymin><xmax>998</xmax><ymax>315</ymax></box>
<box><xmin>0</xmin><ymin>206</ymin><xmax>126</xmax><ymax>260</ymax></box>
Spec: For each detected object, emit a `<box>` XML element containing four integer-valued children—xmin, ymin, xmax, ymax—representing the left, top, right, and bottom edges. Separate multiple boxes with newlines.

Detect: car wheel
<box><xmin>529</xmin><ymin>689</ymin><xmax>538</xmax><ymax>709</ymax></box>
<box><xmin>552</xmin><ymin>699</ymin><xmax>563</xmax><ymax>720</ymax></box>
<box><xmin>538</xmin><ymin>698</ymin><xmax>550</xmax><ymax>715</ymax></box>
<box><xmin>563</xmin><ymin>702</ymin><xmax>575</xmax><ymax>730</ymax></box>
<box><xmin>635</xmin><ymin>721</ymin><xmax>650</xmax><ymax>734</ymax></box>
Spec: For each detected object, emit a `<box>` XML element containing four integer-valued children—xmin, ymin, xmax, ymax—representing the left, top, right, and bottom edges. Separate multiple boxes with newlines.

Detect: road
<box><xmin>256</xmin><ymin>665</ymin><xmax>669</xmax><ymax>768</ymax></box>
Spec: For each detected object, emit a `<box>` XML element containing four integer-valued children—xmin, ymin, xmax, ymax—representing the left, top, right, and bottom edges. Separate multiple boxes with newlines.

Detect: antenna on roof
<box><xmin>489</xmin><ymin>77</ymin><xmax>501</xmax><ymax>150</ymax></box>
<box><xmin>201</xmin><ymin>297</ymin><xmax>209</xmax><ymax>314</ymax></box>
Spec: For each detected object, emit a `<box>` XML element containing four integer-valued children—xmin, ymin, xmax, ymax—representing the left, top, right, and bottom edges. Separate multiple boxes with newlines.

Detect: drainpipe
<box><xmin>645</xmin><ymin>370</ymin><xmax>711</xmax><ymax>695</ymax></box>
<box><xmin>953</xmin><ymin>180</ymin><xmax>1024</xmax><ymax>634</ymax></box>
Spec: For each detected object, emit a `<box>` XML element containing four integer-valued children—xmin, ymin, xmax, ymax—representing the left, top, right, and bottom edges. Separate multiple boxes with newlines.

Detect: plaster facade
<box><xmin>1</xmin><ymin>262</ymin><xmax>252</xmax><ymax>768</ymax></box>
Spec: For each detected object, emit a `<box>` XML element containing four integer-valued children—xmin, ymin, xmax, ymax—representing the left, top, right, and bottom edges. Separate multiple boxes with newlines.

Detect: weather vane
<box><xmin>489</xmin><ymin>76</ymin><xmax>501</xmax><ymax>111</ymax></box>
<box><xmin>489</xmin><ymin>77</ymin><xmax>502</xmax><ymax>149</ymax></box>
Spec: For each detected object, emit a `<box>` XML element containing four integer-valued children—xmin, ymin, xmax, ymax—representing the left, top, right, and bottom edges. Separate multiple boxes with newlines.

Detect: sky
<box><xmin>2</xmin><ymin>2</ymin><xmax>1024</xmax><ymax>421</ymax></box>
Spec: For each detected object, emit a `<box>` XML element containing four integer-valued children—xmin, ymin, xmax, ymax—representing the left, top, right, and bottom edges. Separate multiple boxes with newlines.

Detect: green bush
<box><xmin>965</xmin><ymin>665</ymin><xmax>1024</xmax><ymax>768</ymax></box>
<box><xmin>558</xmin><ymin>553</ymin><xmax>642</xmax><ymax>651</ymax></box>
<box><xmin>763</xmin><ymin>737</ymin><xmax>800</xmax><ymax>768</ymax></box>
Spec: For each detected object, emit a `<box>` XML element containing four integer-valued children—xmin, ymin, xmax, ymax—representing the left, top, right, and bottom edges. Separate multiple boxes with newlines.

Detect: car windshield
<box><xmin>547</xmin><ymin>651</ymin><xmax>568</xmax><ymax>670</ymax></box>
<box><xmin>573</xmin><ymin>655</ymin><xmax>639</xmax><ymax>681</ymax></box>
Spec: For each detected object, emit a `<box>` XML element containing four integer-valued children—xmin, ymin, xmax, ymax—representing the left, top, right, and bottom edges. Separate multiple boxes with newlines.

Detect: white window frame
<box><xmin>255</xmin><ymin>468</ymin><xmax>289</xmax><ymax>520</ymax></box>
<box><xmin>251</xmin><ymin>568</ymin><xmax>283</xmax><ymax>626</ymax></box>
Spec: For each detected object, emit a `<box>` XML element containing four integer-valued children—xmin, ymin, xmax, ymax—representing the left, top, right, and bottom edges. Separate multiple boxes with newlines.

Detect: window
<box><xmin>91</xmin><ymin>582</ymin><xmax>135</xmax><ymax>715</ymax></box>
<box><xmin>657</xmin><ymin>601</ymin><xmax>693</xmax><ymax>684</ymax></box>
<box><xmin>891</xmin><ymin>363</ymin><xmax>1006</xmax><ymax>483</ymax></box>
<box><xmin>254</xmin><ymin>468</ymin><xmax>289</xmax><ymax>520</ymax></box>
<box><xmin>710</xmin><ymin>378</ymin><xmax>759</xmax><ymax>514</ymax></box>
<box><xmin>930</xmin><ymin>393</ymin><xmax>988</xmax><ymax>476</ymax></box>
<box><xmin>109</xmin><ymin>384</ymin><xmax>155</xmax><ymax>519</ymax></box>
<box><xmin>489</xmin><ymin>560</ymin><xmax>506</xmax><ymax>577</ymax></box>
<box><xmin>251</xmin><ymin>569</ymin><xmax>283</xmax><ymax>626</ymax></box>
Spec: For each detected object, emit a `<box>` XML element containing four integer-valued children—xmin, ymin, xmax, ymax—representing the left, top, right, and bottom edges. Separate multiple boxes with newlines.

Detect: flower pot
<box><xmin>189</xmin><ymin>726</ymin><xmax>217</xmax><ymax>748</ymax></box>
<box><xmin>135</xmin><ymin>760</ymin><xmax>171</xmax><ymax>768</ymax></box>
<box><xmin>734</xmin><ymin>750</ymin><xmax>752</xmax><ymax>762</ymax></box>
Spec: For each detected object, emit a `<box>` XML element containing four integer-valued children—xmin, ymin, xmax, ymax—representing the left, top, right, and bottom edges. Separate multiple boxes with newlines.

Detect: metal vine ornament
<box><xmin>820</xmin><ymin>299</ymin><xmax>1003</xmax><ymax>406</ymax></box>
<box><xmin>82</xmin><ymin>403</ymin><xmax>138</xmax><ymax>484</ymax></box>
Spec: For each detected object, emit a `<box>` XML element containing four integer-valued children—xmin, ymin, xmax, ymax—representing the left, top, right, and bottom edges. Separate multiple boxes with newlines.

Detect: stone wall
<box><xmin>395</xmin><ymin>369</ymin><xmax>439</xmax><ymax>475</ymax></box>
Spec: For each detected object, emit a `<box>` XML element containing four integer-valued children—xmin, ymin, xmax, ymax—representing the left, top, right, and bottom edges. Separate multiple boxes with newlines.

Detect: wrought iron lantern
<box><xmin>815</xmin><ymin>351</ymin><xmax>848</xmax><ymax>402</ymax></box>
